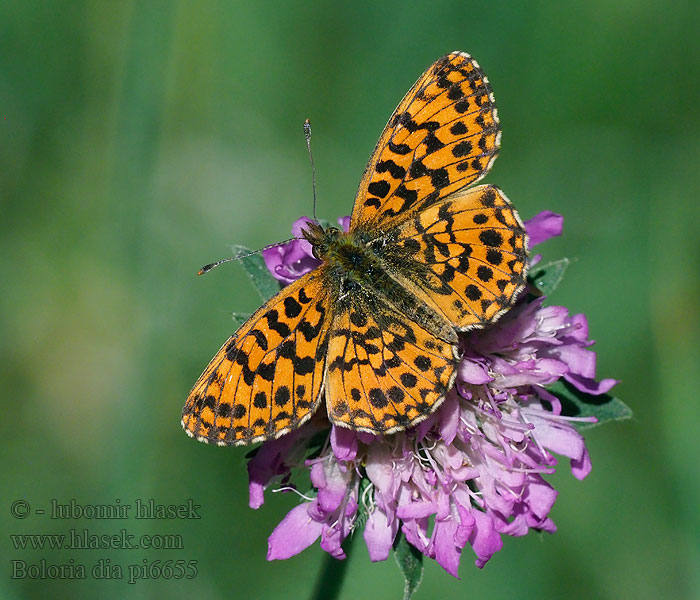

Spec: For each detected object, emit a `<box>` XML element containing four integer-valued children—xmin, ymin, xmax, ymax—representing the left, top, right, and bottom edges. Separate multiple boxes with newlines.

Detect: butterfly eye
<box><xmin>312</xmin><ymin>243</ymin><xmax>326</xmax><ymax>259</ymax></box>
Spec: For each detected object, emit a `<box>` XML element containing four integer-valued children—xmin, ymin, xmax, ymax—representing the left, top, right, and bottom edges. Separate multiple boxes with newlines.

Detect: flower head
<box><xmin>248</xmin><ymin>211</ymin><xmax>616</xmax><ymax>577</ymax></box>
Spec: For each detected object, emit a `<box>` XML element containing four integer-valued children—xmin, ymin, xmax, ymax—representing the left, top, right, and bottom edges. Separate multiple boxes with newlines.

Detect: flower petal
<box><xmin>564</xmin><ymin>373</ymin><xmax>618</xmax><ymax>395</ymax></box>
<box><xmin>459</xmin><ymin>359</ymin><xmax>494</xmax><ymax>384</ymax></box>
<box><xmin>437</xmin><ymin>392</ymin><xmax>461</xmax><ymax>445</ymax></box>
<box><xmin>331</xmin><ymin>426</ymin><xmax>358</xmax><ymax>462</ymax></box>
<box><xmin>365</xmin><ymin>444</ymin><xmax>394</xmax><ymax>496</ymax></box>
<box><xmin>571</xmin><ymin>446</ymin><xmax>593</xmax><ymax>480</ymax></box>
<box><xmin>337</xmin><ymin>216</ymin><xmax>351</xmax><ymax>231</ymax></box>
<box><xmin>469</xmin><ymin>510</ymin><xmax>502</xmax><ymax>568</ymax></box>
<box><xmin>524</xmin><ymin>475</ymin><xmax>558</xmax><ymax>519</ymax></box>
<box><xmin>524</xmin><ymin>211</ymin><xmax>563</xmax><ymax>246</ymax></box>
<box><xmin>247</xmin><ymin>431</ymin><xmax>301</xmax><ymax>509</ymax></box>
<box><xmin>267</xmin><ymin>503</ymin><xmax>322</xmax><ymax>560</ymax></box>
<box><xmin>363</xmin><ymin>508</ymin><xmax>396</xmax><ymax>561</ymax></box>
<box><xmin>432</xmin><ymin>518</ymin><xmax>462</xmax><ymax>577</ymax></box>
<box><xmin>547</xmin><ymin>345</ymin><xmax>597</xmax><ymax>378</ymax></box>
<box><xmin>494</xmin><ymin>357</ymin><xmax>568</xmax><ymax>387</ymax></box>
<box><xmin>397</xmin><ymin>500</ymin><xmax>438</xmax><ymax>520</ymax></box>
<box><xmin>527</xmin><ymin>408</ymin><xmax>587</xmax><ymax>463</ymax></box>
<box><xmin>315</xmin><ymin>462</ymin><xmax>349</xmax><ymax>513</ymax></box>
<box><xmin>290</xmin><ymin>216</ymin><xmax>315</xmax><ymax>247</ymax></box>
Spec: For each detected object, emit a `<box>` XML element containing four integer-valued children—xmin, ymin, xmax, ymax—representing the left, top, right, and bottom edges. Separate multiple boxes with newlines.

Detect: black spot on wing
<box><xmin>388</xmin><ymin>141</ymin><xmax>411</xmax><ymax>155</ymax></box>
<box><xmin>477</xmin><ymin>265</ymin><xmax>493</xmax><ymax>282</ymax></box>
<box><xmin>368</xmin><ymin>180</ymin><xmax>391</xmax><ymax>198</ymax></box>
<box><xmin>465</xmin><ymin>285</ymin><xmax>482</xmax><ymax>300</ymax></box>
<box><xmin>452</xmin><ymin>140</ymin><xmax>472</xmax><ymax>158</ymax></box>
<box><xmin>253</xmin><ymin>392</ymin><xmax>267</xmax><ymax>409</ymax></box>
<box><xmin>249</xmin><ymin>329</ymin><xmax>269</xmax><ymax>351</ymax></box>
<box><xmin>450</xmin><ymin>121</ymin><xmax>468</xmax><ymax>135</ymax></box>
<box><xmin>283</xmin><ymin>296</ymin><xmax>302</xmax><ymax>318</ymax></box>
<box><xmin>486</xmin><ymin>249</ymin><xmax>503</xmax><ymax>265</ymax></box>
<box><xmin>368</xmin><ymin>388</ymin><xmax>388</xmax><ymax>409</ymax></box>
<box><xmin>376</xmin><ymin>159</ymin><xmax>406</xmax><ymax>179</ymax></box>
<box><xmin>274</xmin><ymin>386</ymin><xmax>290</xmax><ymax>407</ymax></box>
<box><xmin>298</xmin><ymin>287</ymin><xmax>313</xmax><ymax>304</ymax></box>
<box><xmin>256</xmin><ymin>360</ymin><xmax>276</xmax><ymax>382</ymax></box>
<box><xmin>479</xmin><ymin>230</ymin><xmax>504</xmax><ymax>247</ymax></box>
<box><xmin>264</xmin><ymin>310</ymin><xmax>291</xmax><ymax>338</ymax></box>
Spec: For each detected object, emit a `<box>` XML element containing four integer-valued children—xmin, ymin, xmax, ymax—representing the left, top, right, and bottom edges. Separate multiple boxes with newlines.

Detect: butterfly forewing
<box><xmin>182</xmin><ymin>271</ymin><xmax>332</xmax><ymax>445</ymax></box>
<box><xmin>350</xmin><ymin>51</ymin><xmax>501</xmax><ymax>233</ymax></box>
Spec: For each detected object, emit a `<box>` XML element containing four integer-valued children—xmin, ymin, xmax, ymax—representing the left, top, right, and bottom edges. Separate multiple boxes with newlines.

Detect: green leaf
<box><xmin>243</xmin><ymin>446</ymin><xmax>259</xmax><ymax>459</ymax></box>
<box><xmin>353</xmin><ymin>477</ymin><xmax>372</xmax><ymax>532</ymax></box>
<box><xmin>230</xmin><ymin>244</ymin><xmax>281</xmax><ymax>301</ymax></box>
<box><xmin>546</xmin><ymin>379</ymin><xmax>633</xmax><ymax>430</ymax></box>
<box><xmin>528</xmin><ymin>257</ymin><xmax>570</xmax><ymax>295</ymax></box>
<box><xmin>393</xmin><ymin>531</ymin><xmax>423</xmax><ymax>600</ymax></box>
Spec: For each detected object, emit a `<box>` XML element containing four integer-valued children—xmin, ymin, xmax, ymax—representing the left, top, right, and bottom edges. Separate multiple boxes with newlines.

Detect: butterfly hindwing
<box><xmin>388</xmin><ymin>184</ymin><xmax>528</xmax><ymax>331</ymax></box>
<box><xmin>351</xmin><ymin>51</ymin><xmax>501</xmax><ymax>233</ymax></box>
<box><xmin>325</xmin><ymin>294</ymin><xmax>458</xmax><ymax>434</ymax></box>
<box><xmin>182</xmin><ymin>271</ymin><xmax>332</xmax><ymax>445</ymax></box>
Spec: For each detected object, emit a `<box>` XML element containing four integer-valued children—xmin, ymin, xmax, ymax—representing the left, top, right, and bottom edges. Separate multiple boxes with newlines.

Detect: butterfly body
<box><xmin>183</xmin><ymin>52</ymin><xmax>528</xmax><ymax>446</ymax></box>
<box><xmin>306</xmin><ymin>222</ymin><xmax>458</xmax><ymax>345</ymax></box>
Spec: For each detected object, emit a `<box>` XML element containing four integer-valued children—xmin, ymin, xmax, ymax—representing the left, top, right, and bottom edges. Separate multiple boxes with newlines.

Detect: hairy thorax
<box><xmin>301</xmin><ymin>222</ymin><xmax>457</xmax><ymax>344</ymax></box>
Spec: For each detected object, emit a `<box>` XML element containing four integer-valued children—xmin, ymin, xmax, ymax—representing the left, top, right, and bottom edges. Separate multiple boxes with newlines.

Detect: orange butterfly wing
<box><xmin>350</xmin><ymin>51</ymin><xmax>501</xmax><ymax>232</ymax></box>
<box><xmin>325</xmin><ymin>296</ymin><xmax>458</xmax><ymax>434</ymax></box>
<box><xmin>387</xmin><ymin>184</ymin><xmax>528</xmax><ymax>332</ymax></box>
<box><xmin>182</xmin><ymin>270</ymin><xmax>332</xmax><ymax>445</ymax></box>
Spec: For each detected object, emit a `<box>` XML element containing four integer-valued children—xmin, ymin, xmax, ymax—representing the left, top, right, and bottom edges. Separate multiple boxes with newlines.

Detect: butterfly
<box><xmin>182</xmin><ymin>51</ymin><xmax>528</xmax><ymax>446</ymax></box>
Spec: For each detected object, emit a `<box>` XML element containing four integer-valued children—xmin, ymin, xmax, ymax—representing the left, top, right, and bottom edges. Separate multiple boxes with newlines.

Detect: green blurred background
<box><xmin>2</xmin><ymin>1</ymin><xmax>699</xmax><ymax>599</ymax></box>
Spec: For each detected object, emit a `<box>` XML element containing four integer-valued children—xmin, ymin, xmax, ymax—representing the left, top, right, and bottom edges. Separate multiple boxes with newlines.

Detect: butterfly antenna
<box><xmin>303</xmin><ymin>118</ymin><xmax>317</xmax><ymax>221</ymax></box>
<box><xmin>197</xmin><ymin>238</ymin><xmax>297</xmax><ymax>275</ymax></box>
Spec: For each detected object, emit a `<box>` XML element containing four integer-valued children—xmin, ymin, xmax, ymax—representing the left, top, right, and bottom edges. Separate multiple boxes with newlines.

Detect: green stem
<box><xmin>310</xmin><ymin>534</ymin><xmax>356</xmax><ymax>600</ymax></box>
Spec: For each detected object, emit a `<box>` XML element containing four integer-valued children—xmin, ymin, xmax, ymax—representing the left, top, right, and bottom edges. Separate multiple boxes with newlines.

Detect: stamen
<box><xmin>272</xmin><ymin>487</ymin><xmax>315</xmax><ymax>502</ymax></box>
